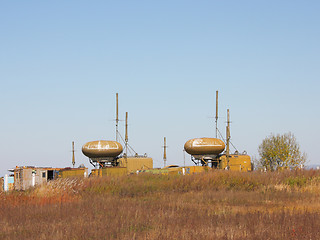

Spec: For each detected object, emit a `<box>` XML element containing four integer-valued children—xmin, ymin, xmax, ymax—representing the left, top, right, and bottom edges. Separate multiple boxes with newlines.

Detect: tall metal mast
<box><xmin>116</xmin><ymin>93</ymin><xmax>119</xmax><ymax>142</ymax></box>
<box><xmin>226</xmin><ymin>109</ymin><xmax>230</xmax><ymax>169</ymax></box>
<box><xmin>125</xmin><ymin>112</ymin><xmax>128</xmax><ymax>165</ymax></box>
<box><xmin>72</xmin><ymin>141</ymin><xmax>75</xmax><ymax>168</ymax></box>
<box><xmin>163</xmin><ymin>137</ymin><xmax>167</xmax><ymax>167</ymax></box>
<box><xmin>215</xmin><ymin>90</ymin><xmax>218</xmax><ymax>138</ymax></box>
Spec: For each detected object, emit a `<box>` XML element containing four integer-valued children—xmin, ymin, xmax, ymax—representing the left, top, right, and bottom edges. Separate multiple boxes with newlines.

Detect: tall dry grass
<box><xmin>1</xmin><ymin>170</ymin><xmax>320</xmax><ymax>239</ymax></box>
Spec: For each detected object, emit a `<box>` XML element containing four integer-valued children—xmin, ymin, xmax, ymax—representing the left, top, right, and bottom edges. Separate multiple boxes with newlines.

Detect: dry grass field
<box><xmin>1</xmin><ymin>170</ymin><xmax>320</xmax><ymax>239</ymax></box>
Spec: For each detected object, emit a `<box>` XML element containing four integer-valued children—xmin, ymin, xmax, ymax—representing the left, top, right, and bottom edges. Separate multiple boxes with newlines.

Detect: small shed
<box><xmin>12</xmin><ymin>166</ymin><xmax>61</xmax><ymax>190</ymax></box>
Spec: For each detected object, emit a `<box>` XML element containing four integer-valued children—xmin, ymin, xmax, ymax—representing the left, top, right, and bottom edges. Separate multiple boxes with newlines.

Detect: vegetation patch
<box><xmin>1</xmin><ymin>170</ymin><xmax>320</xmax><ymax>239</ymax></box>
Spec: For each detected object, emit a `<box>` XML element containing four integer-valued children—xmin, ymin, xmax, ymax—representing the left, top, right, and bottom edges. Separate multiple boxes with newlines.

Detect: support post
<box><xmin>32</xmin><ymin>171</ymin><xmax>36</xmax><ymax>187</ymax></box>
<box><xmin>72</xmin><ymin>141</ymin><xmax>75</xmax><ymax>168</ymax></box>
<box><xmin>163</xmin><ymin>137</ymin><xmax>167</xmax><ymax>167</ymax></box>
<box><xmin>4</xmin><ymin>174</ymin><xmax>8</xmax><ymax>192</ymax></box>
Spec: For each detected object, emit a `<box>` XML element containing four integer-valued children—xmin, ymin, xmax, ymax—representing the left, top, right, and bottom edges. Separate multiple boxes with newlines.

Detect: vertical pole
<box><xmin>163</xmin><ymin>137</ymin><xmax>167</xmax><ymax>167</ymax></box>
<box><xmin>116</xmin><ymin>93</ymin><xmax>119</xmax><ymax>142</ymax></box>
<box><xmin>72</xmin><ymin>141</ymin><xmax>75</xmax><ymax>168</ymax></box>
<box><xmin>32</xmin><ymin>171</ymin><xmax>35</xmax><ymax>187</ymax></box>
<box><xmin>215</xmin><ymin>90</ymin><xmax>218</xmax><ymax>138</ymax></box>
<box><xmin>125</xmin><ymin>112</ymin><xmax>128</xmax><ymax>166</ymax></box>
<box><xmin>226</xmin><ymin>109</ymin><xmax>230</xmax><ymax>169</ymax></box>
<box><xmin>4</xmin><ymin>174</ymin><xmax>8</xmax><ymax>192</ymax></box>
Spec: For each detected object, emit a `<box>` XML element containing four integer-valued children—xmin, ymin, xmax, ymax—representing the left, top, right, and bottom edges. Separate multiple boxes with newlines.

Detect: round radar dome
<box><xmin>184</xmin><ymin>138</ymin><xmax>225</xmax><ymax>156</ymax></box>
<box><xmin>82</xmin><ymin>140</ymin><xmax>123</xmax><ymax>158</ymax></box>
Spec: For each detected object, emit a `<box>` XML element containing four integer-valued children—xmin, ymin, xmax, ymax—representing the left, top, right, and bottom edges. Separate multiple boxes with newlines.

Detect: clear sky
<box><xmin>1</xmin><ymin>1</ymin><xmax>319</xmax><ymax>176</ymax></box>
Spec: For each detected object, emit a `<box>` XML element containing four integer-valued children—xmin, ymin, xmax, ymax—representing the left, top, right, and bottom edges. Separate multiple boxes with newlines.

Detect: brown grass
<box><xmin>1</xmin><ymin>170</ymin><xmax>320</xmax><ymax>239</ymax></box>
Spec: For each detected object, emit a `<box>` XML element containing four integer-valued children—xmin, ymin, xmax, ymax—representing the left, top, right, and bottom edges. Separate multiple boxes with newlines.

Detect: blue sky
<box><xmin>0</xmin><ymin>1</ymin><xmax>319</xmax><ymax>176</ymax></box>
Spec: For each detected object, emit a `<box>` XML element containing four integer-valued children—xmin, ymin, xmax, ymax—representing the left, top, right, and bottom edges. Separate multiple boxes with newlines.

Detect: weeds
<box><xmin>1</xmin><ymin>170</ymin><xmax>320</xmax><ymax>239</ymax></box>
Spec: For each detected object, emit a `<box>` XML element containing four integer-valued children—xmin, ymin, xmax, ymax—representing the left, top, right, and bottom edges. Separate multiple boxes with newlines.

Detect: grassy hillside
<box><xmin>1</xmin><ymin>170</ymin><xmax>320</xmax><ymax>239</ymax></box>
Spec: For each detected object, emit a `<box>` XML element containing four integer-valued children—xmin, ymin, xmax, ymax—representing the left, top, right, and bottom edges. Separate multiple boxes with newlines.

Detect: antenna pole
<box><xmin>215</xmin><ymin>90</ymin><xmax>218</xmax><ymax>138</ymax></box>
<box><xmin>163</xmin><ymin>137</ymin><xmax>167</xmax><ymax>167</ymax></box>
<box><xmin>226</xmin><ymin>109</ymin><xmax>230</xmax><ymax>169</ymax></box>
<box><xmin>72</xmin><ymin>141</ymin><xmax>75</xmax><ymax>168</ymax></box>
<box><xmin>125</xmin><ymin>112</ymin><xmax>128</xmax><ymax>165</ymax></box>
<box><xmin>116</xmin><ymin>93</ymin><xmax>119</xmax><ymax>142</ymax></box>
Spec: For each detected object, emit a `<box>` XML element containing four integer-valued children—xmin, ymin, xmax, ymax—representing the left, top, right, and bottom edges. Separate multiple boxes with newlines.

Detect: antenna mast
<box><xmin>72</xmin><ymin>141</ymin><xmax>75</xmax><ymax>168</ymax></box>
<box><xmin>116</xmin><ymin>93</ymin><xmax>119</xmax><ymax>142</ymax></box>
<box><xmin>215</xmin><ymin>90</ymin><xmax>218</xmax><ymax>138</ymax></box>
<box><xmin>125</xmin><ymin>112</ymin><xmax>128</xmax><ymax>164</ymax></box>
<box><xmin>163</xmin><ymin>137</ymin><xmax>167</xmax><ymax>167</ymax></box>
<box><xmin>226</xmin><ymin>109</ymin><xmax>230</xmax><ymax>169</ymax></box>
